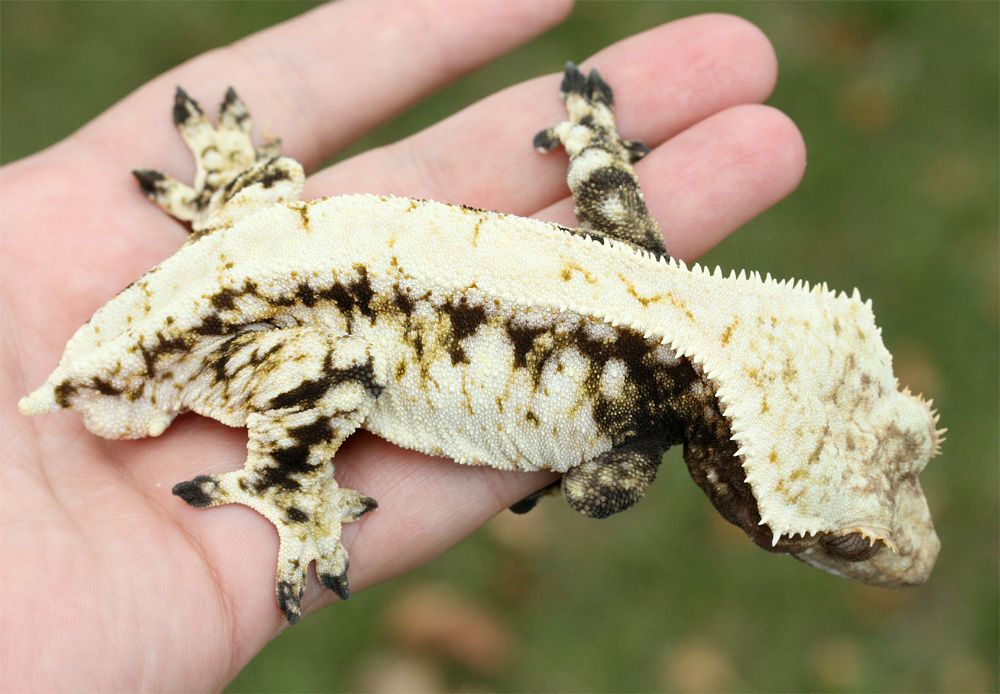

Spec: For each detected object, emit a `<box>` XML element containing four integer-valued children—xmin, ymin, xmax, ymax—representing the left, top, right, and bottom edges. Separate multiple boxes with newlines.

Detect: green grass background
<box><xmin>3</xmin><ymin>1</ymin><xmax>996</xmax><ymax>691</ymax></box>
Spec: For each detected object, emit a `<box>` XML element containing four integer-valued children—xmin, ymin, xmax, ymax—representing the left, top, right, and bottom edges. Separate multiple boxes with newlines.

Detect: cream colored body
<box><xmin>20</xmin><ymin>72</ymin><xmax>942</xmax><ymax>622</ymax></box>
<box><xmin>22</xmin><ymin>194</ymin><xmax>940</xmax><ymax>549</ymax></box>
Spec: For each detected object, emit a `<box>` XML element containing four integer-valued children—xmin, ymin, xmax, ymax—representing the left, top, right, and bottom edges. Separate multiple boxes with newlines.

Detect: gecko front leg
<box><xmin>562</xmin><ymin>436</ymin><xmax>665</xmax><ymax>518</ymax></box>
<box><xmin>535</xmin><ymin>62</ymin><xmax>665</xmax><ymax>257</ymax></box>
<box><xmin>173</xmin><ymin>327</ymin><xmax>384</xmax><ymax>623</ymax></box>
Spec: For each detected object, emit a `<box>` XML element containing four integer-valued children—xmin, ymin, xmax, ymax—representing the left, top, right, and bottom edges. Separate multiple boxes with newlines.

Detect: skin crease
<box><xmin>0</xmin><ymin>1</ymin><xmax>806</xmax><ymax>690</ymax></box>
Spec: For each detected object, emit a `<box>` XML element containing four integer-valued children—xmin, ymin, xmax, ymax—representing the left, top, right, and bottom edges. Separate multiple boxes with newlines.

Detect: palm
<box><xmin>1</xmin><ymin>2</ymin><xmax>804</xmax><ymax>690</ymax></box>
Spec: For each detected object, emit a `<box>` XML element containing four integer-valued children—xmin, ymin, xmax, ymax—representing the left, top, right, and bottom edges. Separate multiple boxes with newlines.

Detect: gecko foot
<box><xmin>173</xmin><ymin>469</ymin><xmax>377</xmax><ymax>624</ymax></box>
<box><xmin>133</xmin><ymin>86</ymin><xmax>286</xmax><ymax>230</ymax></box>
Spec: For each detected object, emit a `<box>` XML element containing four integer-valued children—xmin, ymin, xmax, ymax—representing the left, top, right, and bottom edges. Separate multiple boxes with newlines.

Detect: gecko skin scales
<box><xmin>20</xmin><ymin>64</ymin><xmax>942</xmax><ymax>624</ymax></box>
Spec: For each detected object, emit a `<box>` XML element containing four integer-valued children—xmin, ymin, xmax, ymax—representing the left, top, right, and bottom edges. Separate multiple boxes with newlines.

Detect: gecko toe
<box><xmin>320</xmin><ymin>565</ymin><xmax>351</xmax><ymax>601</ymax></box>
<box><xmin>173</xmin><ymin>86</ymin><xmax>204</xmax><ymax>125</ymax></box>
<box><xmin>172</xmin><ymin>475</ymin><xmax>220</xmax><ymax>508</ymax></box>
<box><xmin>277</xmin><ymin>580</ymin><xmax>303</xmax><ymax>624</ymax></box>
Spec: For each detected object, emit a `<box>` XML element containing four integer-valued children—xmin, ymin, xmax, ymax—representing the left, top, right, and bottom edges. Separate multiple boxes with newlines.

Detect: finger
<box><xmin>534</xmin><ymin>104</ymin><xmax>807</xmax><ymax>260</ymax></box>
<box><xmin>307</xmin><ymin>13</ymin><xmax>778</xmax><ymax>210</ymax></box>
<box><xmin>2</xmin><ymin>0</ymin><xmax>571</xmax><ymax>333</ymax></box>
<box><xmin>70</xmin><ymin>0</ymin><xmax>572</xmax><ymax>176</ymax></box>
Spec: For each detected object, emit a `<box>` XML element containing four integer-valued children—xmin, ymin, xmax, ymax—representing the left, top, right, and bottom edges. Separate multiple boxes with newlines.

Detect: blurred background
<box><xmin>3</xmin><ymin>2</ymin><xmax>996</xmax><ymax>691</ymax></box>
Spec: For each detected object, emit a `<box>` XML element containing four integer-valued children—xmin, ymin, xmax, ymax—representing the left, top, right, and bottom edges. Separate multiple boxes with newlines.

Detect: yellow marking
<box><xmin>664</xmin><ymin>291</ymin><xmax>695</xmax><ymax>320</ymax></box>
<box><xmin>721</xmin><ymin>318</ymin><xmax>739</xmax><ymax>346</ymax></box>
<box><xmin>781</xmin><ymin>358</ymin><xmax>798</xmax><ymax>385</ymax></box>
<box><xmin>562</xmin><ymin>261</ymin><xmax>598</xmax><ymax>284</ymax></box>
<box><xmin>460</xmin><ymin>371</ymin><xmax>474</xmax><ymax>416</ymax></box>
<box><xmin>618</xmin><ymin>273</ymin><xmax>662</xmax><ymax>306</ymax></box>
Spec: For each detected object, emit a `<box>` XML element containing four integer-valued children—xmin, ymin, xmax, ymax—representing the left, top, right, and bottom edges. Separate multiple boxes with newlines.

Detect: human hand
<box><xmin>2</xmin><ymin>2</ymin><xmax>804</xmax><ymax>690</ymax></box>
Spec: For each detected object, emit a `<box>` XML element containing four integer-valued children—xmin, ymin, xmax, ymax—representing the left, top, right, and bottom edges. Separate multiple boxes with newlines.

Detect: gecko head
<box><xmin>696</xmin><ymin>280</ymin><xmax>945</xmax><ymax>588</ymax></box>
<box><xmin>791</xmin><ymin>389</ymin><xmax>943</xmax><ymax>586</ymax></box>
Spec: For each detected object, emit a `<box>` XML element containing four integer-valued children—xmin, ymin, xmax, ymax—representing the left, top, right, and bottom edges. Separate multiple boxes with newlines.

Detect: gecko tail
<box><xmin>19</xmin><ymin>383</ymin><xmax>62</xmax><ymax>416</ymax></box>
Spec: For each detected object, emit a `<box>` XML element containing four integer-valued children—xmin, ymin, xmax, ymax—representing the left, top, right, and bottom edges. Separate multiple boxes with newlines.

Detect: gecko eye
<box><xmin>821</xmin><ymin>532</ymin><xmax>883</xmax><ymax>562</ymax></box>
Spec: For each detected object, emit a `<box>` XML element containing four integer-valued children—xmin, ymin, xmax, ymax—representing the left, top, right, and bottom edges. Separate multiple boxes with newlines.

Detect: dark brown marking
<box><xmin>210</xmin><ymin>289</ymin><xmax>238</xmax><ymax>310</ymax></box>
<box><xmin>221</xmin><ymin>157</ymin><xmax>291</xmax><ymax>203</ymax></box>
<box><xmin>267</xmin><ymin>354</ymin><xmax>382</xmax><ymax>411</ymax></box>
<box><xmin>55</xmin><ymin>381</ymin><xmax>79</xmax><ymax>407</ymax></box>
<box><xmin>296</xmin><ymin>283</ymin><xmax>317</xmax><ymax>307</ymax></box>
<box><xmin>392</xmin><ymin>285</ymin><xmax>415</xmax><ymax>315</ymax></box>
<box><xmin>139</xmin><ymin>333</ymin><xmax>190</xmax><ymax>375</ymax></box>
<box><xmin>91</xmin><ymin>377</ymin><xmax>122</xmax><ymax>397</ymax></box>
<box><xmin>268</xmin><ymin>378</ymin><xmax>330</xmax><ymax>412</ymax></box>
<box><xmin>254</xmin><ymin>418</ymin><xmax>333</xmax><ymax>492</ymax></box>
<box><xmin>442</xmin><ymin>297</ymin><xmax>487</xmax><ymax>364</ymax></box>
<box><xmin>194</xmin><ymin>313</ymin><xmax>227</xmax><ymax>336</ymax></box>
<box><xmin>317</xmin><ymin>266</ymin><xmax>375</xmax><ymax>321</ymax></box>
<box><xmin>573</xmin><ymin>326</ymin><xmax>692</xmax><ymax>443</ymax></box>
<box><xmin>286</xmin><ymin>507</ymin><xmax>309</xmax><ymax>523</ymax></box>
<box><xmin>505</xmin><ymin>323</ymin><xmax>546</xmax><ymax>369</ymax></box>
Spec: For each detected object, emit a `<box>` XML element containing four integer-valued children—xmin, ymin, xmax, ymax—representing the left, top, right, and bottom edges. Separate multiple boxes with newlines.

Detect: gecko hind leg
<box><xmin>173</xmin><ymin>328</ymin><xmax>384</xmax><ymax>623</ymax></box>
<box><xmin>561</xmin><ymin>436</ymin><xmax>665</xmax><ymax>519</ymax></box>
<box><xmin>535</xmin><ymin>62</ymin><xmax>666</xmax><ymax>257</ymax></box>
<box><xmin>133</xmin><ymin>87</ymin><xmax>302</xmax><ymax>232</ymax></box>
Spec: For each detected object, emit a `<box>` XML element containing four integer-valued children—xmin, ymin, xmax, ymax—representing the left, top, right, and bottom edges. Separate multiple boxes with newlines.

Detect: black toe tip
<box><xmin>132</xmin><ymin>168</ymin><xmax>164</xmax><ymax>196</ymax></box>
<box><xmin>171</xmin><ymin>475</ymin><xmax>214</xmax><ymax>508</ymax></box>
<box><xmin>509</xmin><ymin>497</ymin><xmax>540</xmax><ymax>515</ymax></box>
<box><xmin>624</xmin><ymin>139</ymin><xmax>651</xmax><ymax>162</ymax></box>
<box><xmin>320</xmin><ymin>572</ymin><xmax>351</xmax><ymax>601</ymax></box>
<box><xmin>532</xmin><ymin>129</ymin><xmax>558</xmax><ymax>152</ymax></box>
<box><xmin>277</xmin><ymin>581</ymin><xmax>302</xmax><ymax>624</ymax></box>
<box><xmin>586</xmin><ymin>68</ymin><xmax>614</xmax><ymax>105</ymax></box>
<box><xmin>172</xmin><ymin>86</ymin><xmax>203</xmax><ymax>124</ymax></box>
<box><xmin>561</xmin><ymin>61</ymin><xmax>586</xmax><ymax>95</ymax></box>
